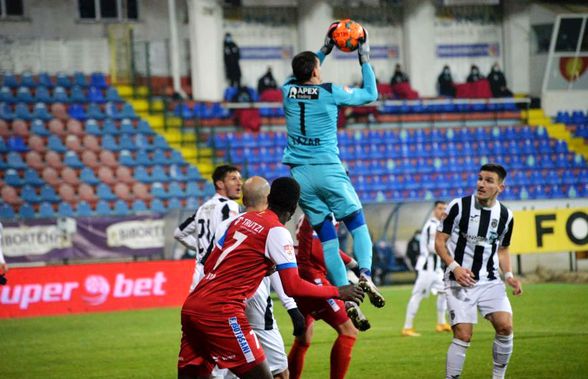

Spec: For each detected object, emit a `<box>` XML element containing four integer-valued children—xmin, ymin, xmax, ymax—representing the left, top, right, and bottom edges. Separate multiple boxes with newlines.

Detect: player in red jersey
<box><xmin>288</xmin><ymin>215</ymin><xmax>367</xmax><ymax>379</ymax></box>
<box><xmin>178</xmin><ymin>177</ymin><xmax>364</xmax><ymax>379</ymax></box>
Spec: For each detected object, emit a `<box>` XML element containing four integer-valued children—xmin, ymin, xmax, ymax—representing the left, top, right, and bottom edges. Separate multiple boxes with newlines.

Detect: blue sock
<box><xmin>351</xmin><ymin>224</ymin><xmax>373</xmax><ymax>273</ymax></box>
<box><xmin>322</xmin><ymin>239</ymin><xmax>348</xmax><ymax>286</ymax></box>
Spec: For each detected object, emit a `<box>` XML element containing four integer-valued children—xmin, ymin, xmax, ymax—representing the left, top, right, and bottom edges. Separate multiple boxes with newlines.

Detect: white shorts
<box><xmin>412</xmin><ymin>270</ymin><xmax>445</xmax><ymax>298</ymax></box>
<box><xmin>445</xmin><ymin>280</ymin><xmax>512</xmax><ymax>326</ymax></box>
<box><xmin>254</xmin><ymin>328</ymin><xmax>288</xmax><ymax>376</ymax></box>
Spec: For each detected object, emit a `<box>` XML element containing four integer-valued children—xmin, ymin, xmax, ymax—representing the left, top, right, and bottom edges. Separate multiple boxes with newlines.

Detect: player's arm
<box><xmin>269</xmin><ymin>271</ymin><xmax>305</xmax><ymax>336</ymax></box>
<box><xmin>268</xmin><ymin>227</ymin><xmax>364</xmax><ymax>303</ymax></box>
<box><xmin>498</xmin><ymin>217</ymin><xmax>522</xmax><ymax>295</ymax></box>
<box><xmin>332</xmin><ymin>64</ymin><xmax>377</xmax><ymax>106</ymax></box>
<box><xmin>173</xmin><ymin>214</ymin><xmax>199</xmax><ymax>251</ymax></box>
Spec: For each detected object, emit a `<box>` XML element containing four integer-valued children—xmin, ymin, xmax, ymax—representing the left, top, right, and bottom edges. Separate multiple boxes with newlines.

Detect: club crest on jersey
<box><xmin>284</xmin><ymin>244</ymin><xmax>294</xmax><ymax>256</ymax></box>
<box><xmin>288</xmin><ymin>86</ymin><xmax>319</xmax><ymax>99</ymax></box>
<box><xmin>491</xmin><ymin>218</ymin><xmax>498</xmax><ymax>228</ymax></box>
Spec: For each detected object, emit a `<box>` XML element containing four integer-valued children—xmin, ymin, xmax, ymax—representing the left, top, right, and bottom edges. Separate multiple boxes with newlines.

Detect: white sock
<box><xmin>437</xmin><ymin>294</ymin><xmax>447</xmax><ymax>324</ymax></box>
<box><xmin>403</xmin><ymin>292</ymin><xmax>423</xmax><ymax>329</ymax></box>
<box><xmin>446</xmin><ymin>338</ymin><xmax>469</xmax><ymax>378</ymax></box>
<box><xmin>492</xmin><ymin>334</ymin><xmax>513</xmax><ymax>379</ymax></box>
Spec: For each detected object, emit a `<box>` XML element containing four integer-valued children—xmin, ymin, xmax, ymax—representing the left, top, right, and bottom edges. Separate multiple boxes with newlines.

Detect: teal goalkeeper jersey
<box><xmin>282</xmin><ymin>52</ymin><xmax>378</xmax><ymax>165</ymax></box>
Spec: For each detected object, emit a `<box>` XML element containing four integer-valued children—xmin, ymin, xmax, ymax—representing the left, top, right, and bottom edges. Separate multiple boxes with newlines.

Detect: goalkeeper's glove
<box><xmin>320</xmin><ymin>21</ymin><xmax>339</xmax><ymax>56</ymax></box>
<box><xmin>287</xmin><ymin>308</ymin><xmax>306</xmax><ymax>337</ymax></box>
<box><xmin>358</xmin><ymin>27</ymin><xmax>370</xmax><ymax>65</ymax></box>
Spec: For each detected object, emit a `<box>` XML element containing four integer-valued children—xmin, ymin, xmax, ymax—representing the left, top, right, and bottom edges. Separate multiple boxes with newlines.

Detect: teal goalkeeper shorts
<box><xmin>290</xmin><ymin>164</ymin><xmax>362</xmax><ymax>227</ymax></box>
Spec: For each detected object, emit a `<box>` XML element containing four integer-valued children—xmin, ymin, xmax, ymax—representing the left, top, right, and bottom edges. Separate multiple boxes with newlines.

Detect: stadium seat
<box><xmin>38</xmin><ymin>72</ymin><xmax>53</xmax><ymax>88</ymax></box>
<box><xmin>95</xmin><ymin>200</ymin><xmax>112</xmax><ymax>216</ymax></box>
<box><xmin>2</xmin><ymin>72</ymin><xmax>18</xmax><ymax>88</ymax></box>
<box><xmin>19</xmin><ymin>203</ymin><xmax>36</xmax><ymax>219</ymax></box>
<box><xmin>150</xmin><ymin>198</ymin><xmax>166</xmax><ymax>213</ymax></box>
<box><xmin>16</xmin><ymin>86</ymin><xmax>33</xmax><ymax>102</ymax></box>
<box><xmin>80</xmin><ymin>167</ymin><xmax>100</xmax><ymax>185</ymax></box>
<box><xmin>34</xmin><ymin>86</ymin><xmax>52</xmax><ymax>103</ymax></box>
<box><xmin>40</xmin><ymin>185</ymin><xmax>60</xmax><ymax>202</ymax></box>
<box><xmin>58</xmin><ymin>202</ymin><xmax>75</xmax><ymax>217</ymax></box>
<box><xmin>0</xmin><ymin>203</ymin><xmax>15</xmax><ymax>219</ymax></box>
<box><xmin>88</xmin><ymin>87</ymin><xmax>105</xmax><ymax>103</ymax></box>
<box><xmin>105</xmin><ymin>87</ymin><xmax>122</xmax><ymax>102</ymax></box>
<box><xmin>132</xmin><ymin>199</ymin><xmax>148</xmax><ymax>213</ymax></box>
<box><xmin>87</xmin><ymin>103</ymin><xmax>105</xmax><ymax>120</ymax></box>
<box><xmin>90</xmin><ymin>72</ymin><xmax>108</xmax><ymax>89</ymax></box>
<box><xmin>71</xmin><ymin>86</ymin><xmax>86</xmax><ymax>103</ymax></box>
<box><xmin>38</xmin><ymin>202</ymin><xmax>56</xmax><ymax>218</ymax></box>
<box><xmin>75</xmin><ymin>201</ymin><xmax>94</xmax><ymax>217</ymax></box>
<box><xmin>21</xmin><ymin>185</ymin><xmax>40</xmax><ymax>203</ymax></box>
<box><xmin>24</xmin><ymin>168</ymin><xmax>45</xmax><ymax>186</ymax></box>
<box><xmin>73</xmin><ymin>72</ymin><xmax>88</xmax><ymax>87</ymax></box>
<box><xmin>112</xmin><ymin>200</ymin><xmax>130</xmax><ymax>216</ymax></box>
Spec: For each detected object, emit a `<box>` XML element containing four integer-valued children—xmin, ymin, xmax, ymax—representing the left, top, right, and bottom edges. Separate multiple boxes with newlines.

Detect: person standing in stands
<box><xmin>177</xmin><ymin>177</ymin><xmax>365</xmax><ymax>379</ymax></box>
<box><xmin>174</xmin><ymin>164</ymin><xmax>241</xmax><ymax>290</ymax></box>
<box><xmin>466</xmin><ymin>64</ymin><xmax>483</xmax><ymax>83</ymax></box>
<box><xmin>223</xmin><ymin>32</ymin><xmax>242</xmax><ymax>87</ymax></box>
<box><xmin>402</xmin><ymin>201</ymin><xmax>451</xmax><ymax>337</ymax></box>
<box><xmin>390</xmin><ymin>63</ymin><xmax>409</xmax><ymax>85</ymax></box>
<box><xmin>258</xmin><ymin>66</ymin><xmax>278</xmax><ymax>96</ymax></box>
<box><xmin>282</xmin><ymin>23</ymin><xmax>385</xmax><ymax>317</ymax></box>
<box><xmin>436</xmin><ymin>163</ymin><xmax>522</xmax><ymax>379</ymax></box>
<box><xmin>488</xmin><ymin>63</ymin><xmax>513</xmax><ymax>98</ymax></box>
<box><xmin>437</xmin><ymin>65</ymin><xmax>456</xmax><ymax>97</ymax></box>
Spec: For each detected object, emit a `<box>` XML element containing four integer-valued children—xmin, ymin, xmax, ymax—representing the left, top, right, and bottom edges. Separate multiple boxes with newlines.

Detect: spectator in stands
<box><xmin>390</xmin><ymin>63</ymin><xmax>409</xmax><ymax>85</ymax></box>
<box><xmin>223</xmin><ymin>32</ymin><xmax>241</xmax><ymax>87</ymax></box>
<box><xmin>437</xmin><ymin>65</ymin><xmax>456</xmax><ymax>97</ymax></box>
<box><xmin>488</xmin><ymin>63</ymin><xmax>513</xmax><ymax>98</ymax></box>
<box><xmin>257</xmin><ymin>66</ymin><xmax>278</xmax><ymax>96</ymax></box>
<box><xmin>0</xmin><ymin>222</ymin><xmax>7</xmax><ymax>278</ymax></box>
<box><xmin>466</xmin><ymin>64</ymin><xmax>483</xmax><ymax>83</ymax></box>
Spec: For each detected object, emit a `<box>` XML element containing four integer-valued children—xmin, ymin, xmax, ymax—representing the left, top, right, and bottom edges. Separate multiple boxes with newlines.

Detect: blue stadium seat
<box><xmin>32</xmin><ymin>102</ymin><xmax>52</xmax><ymax>120</ymax></box>
<box><xmin>71</xmin><ymin>86</ymin><xmax>86</xmax><ymax>103</ymax></box>
<box><xmin>132</xmin><ymin>199</ymin><xmax>148</xmax><ymax>213</ymax></box>
<box><xmin>68</xmin><ymin>103</ymin><xmax>87</xmax><ymax>120</ymax></box>
<box><xmin>40</xmin><ymin>185</ymin><xmax>60</xmax><ymax>202</ymax></box>
<box><xmin>151</xmin><ymin>165</ymin><xmax>169</xmax><ymax>182</ymax></box>
<box><xmin>7</xmin><ymin>152</ymin><xmax>27</xmax><ymax>169</ymax></box>
<box><xmin>133</xmin><ymin>165</ymin><xmax>151</xmax><ymax>182</ymax></box>
<box><xmin>0</xmin><ymin>203</ymin><xmax>15</xmax><ymax>219</ymax></box>
<box><xmin>24</xmin><ymin>168</ymin><xmax>45</xmax><ymax>186</ymax></box>
<box><xmin>88</xmin><ymin>87</ymin><xmax>105</xmax><ymax>103</ymax></box>
<box><xmin>84</xmin><ymin>119</ymin><xmax>102</xmax><ymax>135</ymax></box>
<box><xmin>119</xmin><ymin>134</ymin><xmax>137</xmax><ymax>151</ymax></box>
<box><xmin>38</xmin><ymin>202</ymin><xmax>55</xmax><ymax>218</ymax></box>
<box><xmin>87</xmin><ymin>103</ymin><xmax>105</xmax><ymax>120</ymax></box>
<box><xmin>153</xmin><ymin>135</ymin><xmax>170</xmax><ymax>150</ymax></box>
<box><xmin>150</xmin><ymin>198</ymin><xmax>166</xmax><ymax>213</ymax></box>
<box><xmin>118</xmin><ymin>150</ymin><xmax>136</xmax><ymax>166</ymax></box>
<box><xmin>75</xmin><ymin>201</ymin><xmax>94</xmax><ymax>217</ymax></box>
<box><xmin>2</xmin><ymin>72</ymin><xmax>18</xmax><ymax>88</ymax></box>
<box><xmin>102</xmin><ymin>119</ymin><xmax>119</xmax><ymax>135</ymax></box>
<box><xmin>0</xmin><ymin>103</ymin><xmax>15</xmax><ymax>120</ymax></box>
<box><xmin>169</xmin><ymin>164</ymin><xmax>186</xmax><ymax>181</ymax></box>
<box><xmin>175</xmin><ymin>103</ymin><xmax>192</xmax><ymax>119</ymax></box>
<box><xmin>185</xmin><ymin>181</ymin><xmax>201</xmax><ymax>197</ymax></box>
<box><xmin>15</xmin><ymin>103</ymin><xmax>32</xmax><ymax>120</ymax></box>
<box><xmin>0</xmin><ymin>137</ymin><xmax>6</xmax><ymax>154</ymax></box>
<box><xmin>0</xmin><ymin>86</ymin><xmax>14</xmax><ymax>103</ymax></box>
<box><xmin>34</xmin><ymin>86</ymin><xmax>51</xmax><ymax>103</ymax></box>
<box><xmin>90</xmin><ymin>72</ymin><xmax>108</xmax><ymax>89</ymax></box>
<box><xmin>134</xmin><ymin>150</ymin><xmax>152</xmax><ymax>167</ymax></box>
<box><xmin>169</xmin><ymin>150</ymin><xmax>185</xmax><ymax>165</ymax></box>
<box><xmin>95</xmin><ymin>200</ymin><xmax>112</xmax><ymax>216</ymax></box>
<box><xmin>56</xmin><ymin>73</ymin><xmax>72</xmax><ymax>88</ymax></box>
<box><xmin>19</xmin><ymin>203</ymin><xmax>35</xmax><ymax>219</ymax></box>
<box><xmin>168</xmin><ymin>182</ymin><xmax>185</xmax><ymax>198</ymax></box>
<box><xmin>20</xmin><ymin>72</ymin><xmax>36</xmax><ymax>87</ymax></box>
<box><xmin>64</xmin><ymin>151</ymin><xmax>84</xmax><ymax>169</ymax></box>
<box><xmin>133</xmin><ymin>134</ymin><xmax>151</xmax><ymax>151</ymax></box>
<box><xmin>137</xmin><ymin>120</ymin><xmax>155</xmax><ymax>135</ymax></box>
<box><xmin>80</xmin><ymin>167</ymin><xmax>100</xmax><ymax>185</ymax></box>
<box><xmin>38</xmin><ymin>72</ymin><xmax>53</xmax><ymax>88</ymax></box>
<box><xmin>21</xmin><ymin>185</ymin><xmax>40</xmax><ymax>203</ymax></box>
<box><xmin>152</xmin><ymin>149</ymin><xmax>170</xmax><ymax>165</ymax></box>
<box><xmin>101</xmin><ymin>134</ymin><xmax>120</xmax><ymax>151</ymax></box>
<box><xmin>48</xmin><ymin>135</ymin><xmax>67</xmax><ymax>153</ymax></box>
<box><xmin>58</xmin><ymin>202</ymin><xmax>75</xmax><ymax>217</ymax></box>
<box><xmin>105</xmin><ymin>87</ymin><xmax>122</xmax><ymax>102</ymax></box>
<box><xmin>117</xmin><ymin>103</ymin><xmax>137</xmax><ymax>119</ymax></box>
<box><xmin>96</xmin><ymin>183</ymin><xmax>117</xmax><ymax>201</ymax></box>
<box><xmin>185</xmin><ymin>166</ymin><xmax>202</xmax><ymax>180</ymax></box>
<box><xmin>112</xmin><ymin>200</ymin><xmax>130</xmax><ymax>216</ymax></box>
<box><xmin>52</xmin><ymin>86</ymin><xmax>69</xmax><ymax>103</ymax></box>
<box><xmin>73</xmin><ymin>72</ymin><xmax>88</xmax><ymax>87</ymax></box>
<box><xmin>16</xmin><ymin>86</ymin><xmax>33</xmax><ymax>102</ymax></box>
<box><xmin>120</xmin><ymin>118</ymin><xmax>135</xmax><ymax>134</ymax></box>
<box><xmin>168</xmin><ymin>197</ymin><xmax>182</xmax><ymax>209</ymax></box>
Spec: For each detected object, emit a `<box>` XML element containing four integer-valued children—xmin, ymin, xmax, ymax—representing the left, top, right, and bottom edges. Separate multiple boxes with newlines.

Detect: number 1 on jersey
<box><xmin>298</xmin><ymin>103</ymin><xmax>306</xmax><ymax>135</ymax></box>
<box><xmin>211</xmin><ymin>231</ymin><xmax>247</xmax><ymax>271</ymax></box>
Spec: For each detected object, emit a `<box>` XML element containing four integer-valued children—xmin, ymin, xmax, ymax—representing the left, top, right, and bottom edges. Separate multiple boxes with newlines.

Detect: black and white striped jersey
<box><xmin>174</xmin><ymin>193</ymin><xmax>240</xmax><ymax>261</ymax></box>
<box><xmin>437</xmin><ymin>195</ymin><xmax>514</xmax><ymax>283</ymax></box>
<box><xmin>417</xmin><ymin>218</ymin><xmax>442</xmax><ymax>272</ymax></box>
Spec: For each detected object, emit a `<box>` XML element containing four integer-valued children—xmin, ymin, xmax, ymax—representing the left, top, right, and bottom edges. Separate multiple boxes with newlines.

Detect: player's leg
<box><xmin>330</xmin><ymin>319</ymin><xmax>359</xmax><ymax>379</ymax></box>
<box><xmin>253</xmin><ymin>328</ymin><xmax>289</xmax><ymax>379</ymax></box>
<box><xmin>402</xmin><ymin>277</ymin><xmax>426</xmax><ymax>336</ymax></box>
<box><xmin>233</xmin><ymin>360</ymin><xmax>273</xmax><ymax>379</ymax></box>
<box><xmin>291</xmin><ymin>165</ymin><xmax>349</xmax><ymax>286</ymax></box>
<box><xmin>445</xmin><ymin>286</ymin><xmax>478</xmax><ymax>378</ymax></box>
<box><xmin>287</xmin><ymin>316</ymin><xmax>314</xmax><ymax>379</ymax></box>
<box><xmin>435</xmin><ymin>293</ymin><xmax>451</xmax><ymax>332</ymax></box>
<box><xmin>177</xmin><ymin>315</ymin><xmax>216</xmax><ymax>379</ymax></box>
<box><xmin>480</xmin><ymin>281</ymin><xmax>515</xmax><ymax>379</ymax></box>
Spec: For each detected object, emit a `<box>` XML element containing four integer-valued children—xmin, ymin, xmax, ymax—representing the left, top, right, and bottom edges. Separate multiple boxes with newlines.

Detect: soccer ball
<box><xmin>331</xmin><ymin>19</ymin><xmax>365</xmax><ymax>53</ymax></box>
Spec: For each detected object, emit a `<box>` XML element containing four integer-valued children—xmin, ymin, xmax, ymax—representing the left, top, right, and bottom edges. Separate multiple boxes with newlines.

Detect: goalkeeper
<box><xmin>281</xmin><ymin>22</ymin><xmax>384</xmax><ymax>310</ymax></box>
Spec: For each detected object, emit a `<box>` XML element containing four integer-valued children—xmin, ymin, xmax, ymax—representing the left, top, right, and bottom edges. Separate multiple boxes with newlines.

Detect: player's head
<box><xmin>292</xmin><ymin>51</ymin><xmax>321</xmax><ymax>84</ymax></box>
<box><xmin>268</xmin><ymin>177</ymin><xmax>300</xmax><ymax>224</ymax></box>
<box><xmin>242</xmin><ymin>176</ymin><xmax>270</xmax><ymax>211</ymax></box>
<box><xmin>212</xmin><ymin>165</ymin><xmax>242</xmax><ymax>200</ymax></box>
<box><xmin>477</xmin><ymin>163</ymin><xmax>506</xmax><ymax>204</ymax></box>
<box><xmin>433</xmin><ymin>200</ymin><xmax>447</xmax><ymax>220</ymax></box>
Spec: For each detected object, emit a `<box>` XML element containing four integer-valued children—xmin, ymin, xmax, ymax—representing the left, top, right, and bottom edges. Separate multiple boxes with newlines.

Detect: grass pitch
<box><xmin>1</xmin><ymin>283</ymin><xmax>587</xmax><ymax>378</ymax></box>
